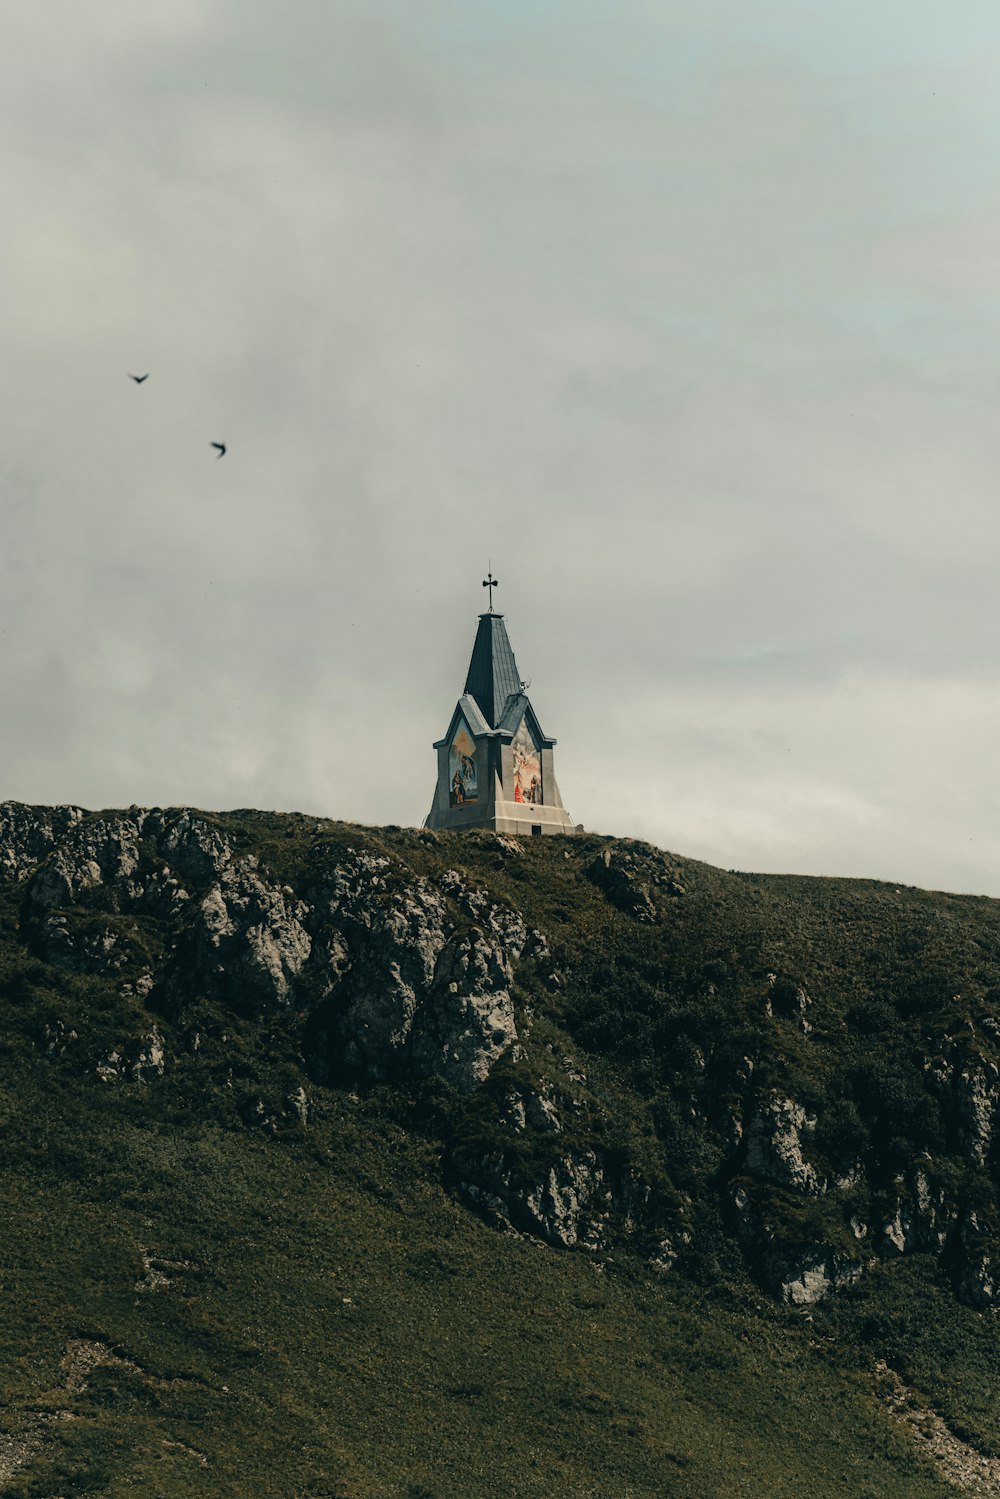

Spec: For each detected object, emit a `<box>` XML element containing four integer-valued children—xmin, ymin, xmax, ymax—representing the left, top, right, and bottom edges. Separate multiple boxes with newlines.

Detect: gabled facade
<box><xmin>425</xmin><ymin>611</ymin><xmax>577</xmax><ymax>836</ymax></box>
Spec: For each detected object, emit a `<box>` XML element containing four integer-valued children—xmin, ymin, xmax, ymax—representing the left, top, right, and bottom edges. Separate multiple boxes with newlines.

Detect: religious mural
<box><xmin>449</xmin><ymin>719</ymin><xmax>478</xmax><ymax>806</ymax></box>
<box><xmin>511</xmin><ymin>719</ymin><xmax>543</xmax><ymax>805</ymax></box>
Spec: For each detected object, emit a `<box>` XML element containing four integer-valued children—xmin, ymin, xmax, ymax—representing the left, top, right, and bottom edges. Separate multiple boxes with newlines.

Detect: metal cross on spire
<box><xmin>482</xmin><ymin>566</ymin><xmax>499</xmax><ymax>612</ymax></box>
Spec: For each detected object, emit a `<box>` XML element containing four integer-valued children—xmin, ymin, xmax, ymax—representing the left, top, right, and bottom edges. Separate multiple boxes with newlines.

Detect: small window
<box><xmin>531</xmin><ymin>825</ymin><xmax>542</xmax><ymax>837</ymax></box>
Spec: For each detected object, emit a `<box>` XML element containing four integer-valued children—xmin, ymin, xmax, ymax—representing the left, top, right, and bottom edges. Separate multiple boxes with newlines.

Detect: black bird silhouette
<box><xmin>211</xmin><ymin>442</ymin><xmax>226</xmax><ymax>459</ymax></box>
<box><xmin>128</xmin><ymin>372</ymin><xmax>149</xmax><ymax>383</ymax></box>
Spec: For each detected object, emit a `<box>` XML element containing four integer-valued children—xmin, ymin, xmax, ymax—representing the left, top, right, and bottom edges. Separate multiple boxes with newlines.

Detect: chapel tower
<box><xmin>424</xmin><ymin>575</ymin><xmax>577</xmax><ymax>836</ymax></box>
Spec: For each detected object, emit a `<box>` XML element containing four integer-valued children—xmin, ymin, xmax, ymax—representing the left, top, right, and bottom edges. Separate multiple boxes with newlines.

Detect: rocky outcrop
<box><xmin>927</xmin><ymin>1042</ymin><xmax>1000</xmax><ymax>1168</ymax></box>
<box><xmin>731</xmin><ymin>1183</ymin><xmax>864</xmax><ymax>1305</ymax></box>
<box><xmin>0</xmin><ymin>802</ymin><xmax>85</xmax><ymax>883</ymax></box>
<box><xmin>955</xmin><ymin>1212</ymin><xmax>1000</xmax><ymax>1308</ymax></box>
<box><xmin>38</xmin><ymin>914</ymin><xmax>135</xmax><ymax>975</ymax></box>
<box><xmin>745</xmin><ymin>1094</ymin><xmax>823</xmax><ymax>1194</ymax></box>
<box><xmin>194</xmin><ymin>860</ymin><xmax>312</xmax><ymax>1010</ymax></box>
<box><xmin>410</xmin><ymin>924</ymin><xmax>523</xmax><ymax>1090</ymax></box>
<box><xmin>776</xmin><ymin>1249</ymin><xmax>863</xmax><ymax>1306</ymax></box>
<box><xmin>459</xmin><ymin>1150</ymin><xmax>607</xmax><ymax>1249</ymax></box>
<box><xmin>306</xmin><ymin>854</ymin><xmax>529</xmax><ymax>1093</ymax></box>
<box><xmin>96</xmin><ymin>1028</ymin><xmax>166</xmax><ymax>1084</ymax></box>
<box><xmin>29</xmin><ymin>811</ymin><xmax>147</xmax><ymax>911</ymax></box>
<box><xmin>152</xmin><ymin>810</ymin><xmax>234</xmax><ymax>884</ymax></box>
<box><xmin>862</xmin><ymin>1168</ymin><xmax>958</xmax><ymax>1259</ymax></box>
<box><xmin>320</xmin><ymin>854</ymin><xmax>450</xmax><ymax>1074</ymax></box>
<box><xmin>764</xmin><ymin>976</ymin><xmax>812</xmax><ymax>1034</ymax></box>
<box><xmin>585</xmin><ymin>841</ymin><xmax>686</xmax><ymax>924</ymax></box>
<box><xmin>586</xmin><ymin>848</ymin><xmax>658</xmax><ymax>923</ymax></box>
<box><xmin>500</xmin><ymin>1081</ymin><xmax>563</xmax><ymax>1135</ymax></box>
<box><xmin>956</xmin><ymin>1059</ymin><xmax>1000</xmax><ymax>1167</ymax></box>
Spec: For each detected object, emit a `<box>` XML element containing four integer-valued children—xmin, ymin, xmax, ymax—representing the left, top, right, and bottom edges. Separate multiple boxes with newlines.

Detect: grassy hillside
<box><xmin>1</xmin><ymin>806</ymin><xmax>1000</xmax><ymax>1496</ymax></box>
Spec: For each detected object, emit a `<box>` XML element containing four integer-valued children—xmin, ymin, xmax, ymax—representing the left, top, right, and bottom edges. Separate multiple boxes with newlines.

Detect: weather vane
<box><xmin>482</xmin><ymin>566</ymin><xmax>499</xmax><ymax>611</ymax></box>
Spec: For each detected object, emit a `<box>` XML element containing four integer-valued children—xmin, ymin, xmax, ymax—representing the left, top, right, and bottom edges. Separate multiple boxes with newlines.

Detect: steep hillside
<box><xmin>2</xmin><ymin>803</ymin><xmax>1000</xmax><ymax>1496</ymax></box>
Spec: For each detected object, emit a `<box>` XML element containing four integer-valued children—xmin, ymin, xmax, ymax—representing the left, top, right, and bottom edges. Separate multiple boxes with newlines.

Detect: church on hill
<box><xmin>425</xmin><ymin>573</ymin><xmax>578</xmax><ymax>836</ymax></box>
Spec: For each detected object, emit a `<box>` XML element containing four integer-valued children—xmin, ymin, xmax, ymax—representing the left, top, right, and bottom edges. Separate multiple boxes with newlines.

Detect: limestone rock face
<box><xmin>312</xmin><ymin>852</ymin><xmax>449</xmax><ymax>1075</ymax></box>
<box><xmin>0</xmin><ymin>803</ymin><xmax>85</xmax><ymax>883</ymax></box>
<box><xmin>777</xmin><ymin>1250</ymin><xmax>862</xmax><ymax>1307</ymax></box>
<box><xmin>745</xmin><ymin>1094</ymin><xmax>823</xmax><ymax>1194</ymax></box>
<box><xmin>869</xmin><ymin>1168</ymin><xmax>958</xmax><ymax>1259</ymax></box>
<box><xmin>410</xmin><ymin>924</ymin><xmax>523</xmax><ymax>1091</ymax></box>
<box><xmin>586</xmin><ymin>848</ymin><xmax>658</xmax><ymax>924</ymax></box>
<box><xmin>39</xmin><ymin>916</ymin><xmax>129</xmax><ymax>975</ymax></box>
<box><xmin>459</xmin><ymin>1150</ymin><xmax>606</xmax><ymax>1249</ymax></box>
<box><xmin>96</xmin><ymin>1028</ymin><xmax>166</xmax><ymax>1084</ymax></box>
<box><xmin>29</xmin><ymin>812</ymin><xmax>147</xmax><ymax>910</ymax></box>
<box><xmin>313</xmin><ymin>855</ymin><xmax>527</xmax><ymax>1092</ymax></box>
<box><xmin>500</xmin><ymin>1082</ymin><xmax>563</xmax><ymax>1135</ymax></box>
<box><xmin>524</xmin><ymin>1154</ymin><xmax>606</xmax><ymax>1248</ymax></box>
<box><xmin>153</xmin><ymin>811</ymin><xmax>234</xmax><ymax>884</ymax></box>
<box><xmin>956</xmin><ymin>1213</ymin><xmax>1000</xmax><ymax>1308</ymax></box>
<box><xmin>731</xmin><ymin>1184</ymin><xmax>864</xmax><ymax>1305</ymax></box>
<box><xmin>764</xmin><ymin>976</ymin><xmax>812</xmax><ymax>1034</ymax></box>
<box><xmin>195</xmin><ymin>860</ymin><xmax>312</xmax><ymax>1009</ymax></box>
<box><xmin>955</xmin><ymin>1059</ymin><xmax>1000</xmax><ymax>1167</ymax></box>
<box><xmin>585</xmin><ymin>841</ymin><xmax>686</xmax><ymax>923</ymax></box>
<box><xmin>926</xmin><ymin>1042</ymin><xmax>1000</xmax><ymax>1169</ymax></box>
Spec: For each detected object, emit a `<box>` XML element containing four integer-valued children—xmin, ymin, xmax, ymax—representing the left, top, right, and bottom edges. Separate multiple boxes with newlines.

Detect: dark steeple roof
<box><xmin>464</xmin><ymin>612</ymin><xmax>522</xmax><ymax>729</ymax></box>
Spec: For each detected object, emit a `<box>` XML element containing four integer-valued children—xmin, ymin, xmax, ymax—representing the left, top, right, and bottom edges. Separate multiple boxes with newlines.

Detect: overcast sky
<box><xmin>4</xmin><ymin>1</ymin><xmax>1000</xmax><ymax>895</ymax></box>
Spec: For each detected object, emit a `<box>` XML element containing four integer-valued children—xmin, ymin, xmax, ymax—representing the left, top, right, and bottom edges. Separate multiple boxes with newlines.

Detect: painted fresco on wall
<box><xmin>511</xmin><ymin>719</ymin><xmax>543</xmax><ymax>805</ymax></box>
<box><xmin>449</xmin><ymin>719</ymin><xmax>478</xmax><ymax>806</ymax></box>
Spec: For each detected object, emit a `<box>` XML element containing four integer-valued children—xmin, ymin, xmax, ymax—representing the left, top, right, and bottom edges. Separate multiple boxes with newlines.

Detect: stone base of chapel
<box><xmin>425</xmin><ymin>799</ymin><xmax>579</xmax><ymax>836</ymax></box>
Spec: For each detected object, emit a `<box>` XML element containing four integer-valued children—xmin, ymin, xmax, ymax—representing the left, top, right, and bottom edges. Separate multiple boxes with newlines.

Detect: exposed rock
<box><xmin>525</xmin><ymin>1153</ymin><xmax>606</xmax><ymax>1248</ymax></box>
<box><xmin>745</xmin><ymin>1094</ymin><xmax>823</xmax><ymax>1194</ymax></box>
<box><xmin>96</xmin><ymin>1029</ymin><xmax>166</xmax><ymax>1084</ymax></box>
<box><xmin>955</xmin><ymin>1058</ymin><xmax>1000</xmax><ymax>1167</ymax></box>
<box><xmin>38</xmin><ymin>914</ymin><xmax>130</xmax><ymax>974</ymax></box>
<box><xmin>764</xmin><ymin>975</ymin><xmax>812</xmax><ymax>1034</ymax></box>
<box><xmin>42</xmin><ymin>1019</ymin><xmax>78</xmax><ymax>1056</ymax></box>
<box><xmin>194</xmin><ymin>859</ymin><xmax>312</xmax><ymax>1010</ymax></box>
<box><xmin>495</xmin><ymin>835</ymin><xmax>523</xmax><ymax>859</ymax></box>
<box><xmin>875</xmin><ymin>1171</ymin><xmax>956</xmax><ymax>1259</ymax></box>
<box><xmin>500</xmin><ymin>1082</ymin><xmax>562</xmax><ymax>1135</ymax></box>
<box><xmin>440</xmin><ymin>867</ymin><xmax>492</xmax><ymax>920</ymax></box>
<box><xmin>139</xmin><ymin>866</ymin><xmax>191</xmax><ymax>917</ymax></box>
<box><xmin>287</xmin><ymin>1085</ymin><xmax>309</xmax><ymax>1127</ymax></box>
<box><xmin>777</xmin><ymin>1250</ymin><xmax>863</xmax><ymax>1306</ymax></box>
<box><xmin>459</xmin><ymin>1150</ymin><xmax>606</xmax><ymax>1248</ymax></box>
<box><xmin>131</xmin><ymin>1028</ymin><xmax>166</xmax><ymax>1083</ymax></box>
<box><xmin>328</xmin><ymin>865</ymin><xmax>449</xmax><ymax>1076</ymax></box>
<box><xmin>877</xmin><ymin>1360</ymin><xmax>1000</xmax><ymax>1495</ymax></box>
<box><xmin>152</xmin><ymin>809</ymin><xmax>234</xmax><ymax>884</ymax></box>
<box><xmin>312</xmin><ymin>853</ymin><xmax>527</xmax><ymax>1092</ymax></box>
<box><xmin>0</xmin><ymin>1418</ymin><xmax>53</xmax><ymax>1489</ymax></box>
<box><xmin>586</xmin><ymin>847</ymin><xmax>658</xmax><ymax>923</ymax></box>
<box><xmin>135</xmin><ymin>1248</ymin><xmax>173</xmax><ymax>1293</ymax></box>
<box><xmin>29</xmin><ymin>811</ymin><xmax>147</xmax><ymax>911</ymax></box>
<box><xmin>956</xmin><ymin>1211</ymin><xmax>1000</xmax><ymax>1308</ymax></box>
<box><xmin>410</xmin><ymin>924</ymin><xmax>523</xmax><ymax>1092</ymax></box>
<box><xmin>61</xmin><ymin>1338</ymin><xmax>145</xmax><ymax>1393</ymax></box>
<box><xmin>730</xmin><ymin>1183</ymin><xmax>864</xmax><ymax>1304</ymax></box>
<box><xmin>0</xmin><ymin>802</ymin><xmax>85</xmax><ymax>884</ymax></box>
<box><xmin>96</xmin><ymin>1048</ymin><xmax>125</xmax><ymax>1083</ymax></box>
<box><xmin>648</xmin><ymin>1230</ymin><xmax>692</xmax><ymax>1274</ymax></box>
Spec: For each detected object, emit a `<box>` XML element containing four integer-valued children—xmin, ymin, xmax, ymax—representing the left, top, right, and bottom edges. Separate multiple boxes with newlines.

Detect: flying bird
<box><xmin>211</xmin><ymin>442</ymin><xmax>226</xmax><ymax>459</ymax></box>
<box><xmin>128</xmin><ymin>372</ymin><xmax>149</xmax><ymax>383</ymax></box>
